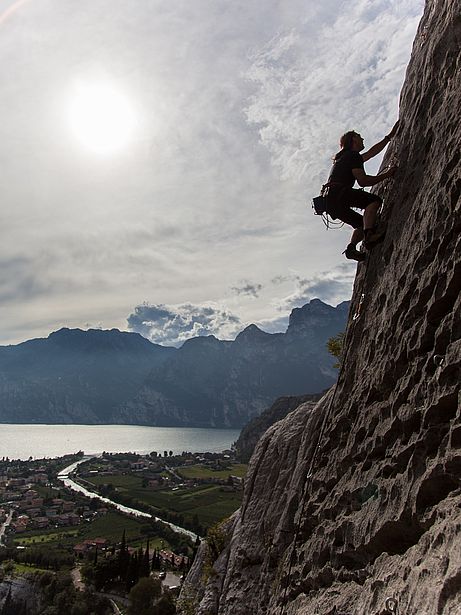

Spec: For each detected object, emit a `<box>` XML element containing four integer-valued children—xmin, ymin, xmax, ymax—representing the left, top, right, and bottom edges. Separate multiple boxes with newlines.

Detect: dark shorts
<box><xmin>325</xmin><ymin>187</ymin><xmax>382</xmax><ymax>229</ymax></box>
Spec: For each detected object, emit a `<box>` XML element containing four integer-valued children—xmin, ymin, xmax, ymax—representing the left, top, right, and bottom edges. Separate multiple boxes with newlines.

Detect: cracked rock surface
<box><xmin>179</xmin><ymin>1</ymin><xmax>461</xmax><ymax>613</ymax></box>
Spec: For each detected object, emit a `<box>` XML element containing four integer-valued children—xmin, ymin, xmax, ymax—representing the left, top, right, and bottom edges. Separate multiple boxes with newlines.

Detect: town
<box><xmin>0</xmin><ymin>450</ymin><xmax>246</xmax><ymax>612</ymax></box>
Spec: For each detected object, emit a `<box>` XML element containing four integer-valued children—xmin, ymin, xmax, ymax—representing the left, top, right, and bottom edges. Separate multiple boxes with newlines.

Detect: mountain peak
<box><xmin>181</xmin><ymin>335</ymin><xmax>221</xmax><ymax>348</ymax></box>
<box><xmin>235</xmin><ymin>324</ymin><xmax>271</xmax><ymax>343</ymax></box>
<box><xmin>287</xmin><ymin>299</ymin><xmax>350</xmax><ymax>337</ymax></box>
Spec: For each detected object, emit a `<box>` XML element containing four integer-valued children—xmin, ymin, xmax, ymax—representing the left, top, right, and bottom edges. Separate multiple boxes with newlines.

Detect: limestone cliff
<box><xmin>234</xmin><ymin>394</ymin><xmax>322</xmax><ymax>463</ymax></box>
<box><xmin>179</xmin><ymin>1</ymin><xmax>461</xmax><ymax>613</ymax></box>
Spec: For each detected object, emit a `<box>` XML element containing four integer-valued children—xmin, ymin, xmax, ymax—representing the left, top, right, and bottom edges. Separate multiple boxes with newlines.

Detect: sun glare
<box><xmin>68</xmin><ymin>81</ymin><xmax>136</xmax><ymax>155</ymax></box>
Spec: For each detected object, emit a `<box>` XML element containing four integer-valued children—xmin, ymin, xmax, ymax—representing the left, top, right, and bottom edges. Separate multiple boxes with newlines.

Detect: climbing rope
<box><xmin>321</xmin><ymin>213</ymin><xmax>345</xmax><ymax>230</ymax></box>
<box><xmin>278</xmin><ymin>256</ymin><xmax>371</xmax><ymax>615</ymax></box>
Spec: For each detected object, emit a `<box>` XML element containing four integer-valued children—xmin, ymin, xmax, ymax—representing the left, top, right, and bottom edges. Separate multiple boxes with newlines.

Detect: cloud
<box><xmin>127</xmin><ymin>302</ymin><xmax>242</xmax><ymax>347</ymax></box>
<box><xmin>276</xmin><ymin>264</ymin><xmax>357</xmax><ymax>311</ymax></box>
<box><xmin>245</xmin><ymin>0</ymin><xmax>424</xmax><ymax>182</ymax></box>
<box><xmin>255</xmin><ymin>314</ymin><xmax>290</xmax><ymax>335</ymax></box>
<box><xmin>230</xmin><ymin>281</ymin><xmax>263</xmax><ymax>298</ymax></box>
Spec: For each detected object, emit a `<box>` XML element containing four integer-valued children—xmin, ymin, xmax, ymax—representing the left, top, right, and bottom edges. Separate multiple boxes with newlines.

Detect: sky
<box><xmin>0</xmin><ymin>0</ymin><xmax>425</xmax><ymax>347</ymax></box>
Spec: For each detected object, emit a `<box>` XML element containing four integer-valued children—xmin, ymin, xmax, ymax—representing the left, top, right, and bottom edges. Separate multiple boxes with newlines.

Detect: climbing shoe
<box><xmin>363</xmin><ymin>226</ymin><xmax>386</xmax><ymax>249</ymax></box>
<box><xmin>343</xmin><ymin>244</ymin><xmax>366</xmax><ymax>262</ymax></box>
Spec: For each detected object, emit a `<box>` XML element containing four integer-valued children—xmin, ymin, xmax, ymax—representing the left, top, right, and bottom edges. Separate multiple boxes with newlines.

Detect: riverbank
<box><xmin>58</xmin><ymin>457</ymin><xmax>198</xmax><ymax>541</ymax></box>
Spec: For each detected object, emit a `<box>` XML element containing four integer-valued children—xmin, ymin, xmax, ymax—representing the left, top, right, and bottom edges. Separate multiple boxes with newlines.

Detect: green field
<box><xmin>17</xmin><ymin>529</ymin><xmax>80</xmax><ymax>545</ymax></box>
<box><xmin>14</xmin><ymin>511</ymin><xmax>165</xmax><ymax>551</ymax></box>
<box><xmin>86</xmin><ymin>474</ymin><xmax>243</xmax><ymax>528</ymax></box>
<box><xmin>13</xmin><ymin>562</ymin><xmax>50</xmax><ymax>574</ymax></box>
<box><xmin>177</xmin><ymin>464</ymin><xmax>247</xmax><ymax>479</ymax></box>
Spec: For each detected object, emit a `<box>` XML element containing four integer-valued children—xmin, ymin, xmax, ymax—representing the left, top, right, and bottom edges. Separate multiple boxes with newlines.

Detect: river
<box><xmin>57</xmin><ymin>458</ymin><xmax>198</xmax><ymax>540</ymax></box>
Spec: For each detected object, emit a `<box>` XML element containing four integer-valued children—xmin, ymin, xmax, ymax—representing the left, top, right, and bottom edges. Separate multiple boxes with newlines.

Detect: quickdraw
<box><xmin>385</xmin><ymin>597</ymin><xmax>400</xmax><ymax>614</ymax></box>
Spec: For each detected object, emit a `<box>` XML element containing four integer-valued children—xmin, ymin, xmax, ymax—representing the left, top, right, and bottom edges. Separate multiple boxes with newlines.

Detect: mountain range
<box><xmin>0</xmin><ymin>299</ymin><xmax>349</xmax><ymax>427</ymax></box>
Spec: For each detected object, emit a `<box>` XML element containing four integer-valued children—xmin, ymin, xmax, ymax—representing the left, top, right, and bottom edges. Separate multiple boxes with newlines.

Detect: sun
<box><xmin>68</xmin><ymin>81</ymin><xmax>136</xmax><ymax>155</ymax></box>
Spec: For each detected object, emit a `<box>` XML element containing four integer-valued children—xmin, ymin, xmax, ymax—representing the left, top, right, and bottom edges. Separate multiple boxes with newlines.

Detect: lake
<box><xmin>0</xmin><ymin>424</ymin><xmax>241</xmax><ymax>460</ymax></box>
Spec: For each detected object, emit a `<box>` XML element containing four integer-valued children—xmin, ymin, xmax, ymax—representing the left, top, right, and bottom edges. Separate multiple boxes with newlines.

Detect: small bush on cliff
<box><xmin>176</xmin><ymin>586</ymin><xmax>200</xmax><ymax>615</ymax></box>
<box><xmin>202</xmin><ymin>520</ymin><xmax>230</xmax><ymax>581</ymax></box>
<box><xmin>327</xmin><ymin>331</ymin><xmax>345</xmax><ymax>369</ymax></box>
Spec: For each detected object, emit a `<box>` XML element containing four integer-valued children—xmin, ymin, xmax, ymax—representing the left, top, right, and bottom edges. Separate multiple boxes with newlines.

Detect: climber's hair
<box><xmin>333</xmin><ymin>130</ymin><xmax>358</xmax><ymax>161</ymax></box>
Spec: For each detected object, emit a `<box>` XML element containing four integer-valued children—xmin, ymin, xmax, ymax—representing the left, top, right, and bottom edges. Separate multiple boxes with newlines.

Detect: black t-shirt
<box><xmin>328</xmin><ymin>150</ymin><xmax>364</xmax><ymax>188</ymax></box>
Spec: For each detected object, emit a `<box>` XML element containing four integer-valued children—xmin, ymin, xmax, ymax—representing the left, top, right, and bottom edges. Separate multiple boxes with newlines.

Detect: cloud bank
<box><xmin>276</xmin><ymin>264</ymin><xmax>357</xmax><ymax>311</ymax></box>
<box><xmin>127</xmin><ymin>302</ymin><xmax>242</xmax><ymax>347</ymax></box>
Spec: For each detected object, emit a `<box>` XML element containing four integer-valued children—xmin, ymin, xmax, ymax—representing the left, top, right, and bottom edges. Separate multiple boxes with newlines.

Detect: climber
<box><xmin>323</xmin><ymin>122</ymin><xmax>399</xmax><ymax>262</ymax></box>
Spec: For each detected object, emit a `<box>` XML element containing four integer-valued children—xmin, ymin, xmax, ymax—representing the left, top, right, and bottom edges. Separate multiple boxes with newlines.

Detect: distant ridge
<box><xmin>112</xmin><ymin>299</ymin><xmax>349</xmax><ymax>427</ymax></box>
<box><xmin>0</xmin><ymin>299</ymin><xmax>349</xmax><ymax>427</ymax></box>
<box><xmin>0</xmin><ymin>328</ymin><xmax>174</xmax><ymax>424</ymax></box>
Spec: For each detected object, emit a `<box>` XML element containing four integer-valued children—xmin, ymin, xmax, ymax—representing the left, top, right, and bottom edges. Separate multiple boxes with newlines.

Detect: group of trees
<box><xmin>0</xmin><ymin>547</ymin><xmax>72</xmax><ymax>573</ymax></box>
<box><xmin>154</xmin><ymin>509</ymin><xmax>204</xmax><ymax>537</ymax></box>
<box><xmin>80</xmin><ymin>533</ymin><xmax>178</xmax><ymax>614</ymax></box>
<box><xmin>16</xmin><ymin>547</ymin><xmax>74</xmax><ymax>571</ymax></box>
<box><xmin>82</xmin><ymin>533</ymin><xmax>169</xmax><ymax>593</ymax></box>
<box><xmin>127</xmin><ymin>577</ymin><xmax>176</xmax><ymax>615</ymax></box>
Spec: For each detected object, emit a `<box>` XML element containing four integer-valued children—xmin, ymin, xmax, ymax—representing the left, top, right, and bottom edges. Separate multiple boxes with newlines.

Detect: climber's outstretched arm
<box><xmin>361</xmin><ymin>121</ymin><xmax>400</xmax><ymax>162</ymax></box>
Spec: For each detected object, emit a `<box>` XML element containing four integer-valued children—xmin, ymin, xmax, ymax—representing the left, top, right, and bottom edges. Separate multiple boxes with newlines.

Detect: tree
<box><xmin>93</xmin><ymin>558</ymin><xmax>119</xmax><ymax>591</ymax></box>
<box><xmin>126</xmin><ymin>553</ymin><xmax>139</xmax><ymax>592</ymax></box>
<box><xmin>118</xmin><ymin>530</ymin><xmax>130</xmax><ymax>581</ymax></box>
<box><xmin>152</xmin><ymin>593</ymin><xmax>176</xmax><ymax>615</ymax></box>
<box><xmin>128</xmin><ymin>577</ymin><xmax>162</xmax><ymax>615</ymax></box>
<box><xmin>140</xmin><ymin>540</ymin><xmax>150</xmax><ymax>578</ymax></box>
<box><xmin>151</xmin><ymin>548</ymin><xmax>160</xmax><ymax>571</ymax></box>
<box><xmin>327</xmin><ymin>331</ymin><xmax>345</xmax><ymax>369</ymax></box>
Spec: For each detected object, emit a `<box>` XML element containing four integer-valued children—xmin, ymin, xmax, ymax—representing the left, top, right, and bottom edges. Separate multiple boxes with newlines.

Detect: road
<box><xmin>70</xmin><ymin>566</ymin><xmax>85</xmax><ymax>591</ymax></box>
<box><xmin>162</xmin><ymin>571</ymin><xmax>182</xmax><ymax>589</ymax></box>
<box><xmin>109</xmin><ymin>599</ymin><xmax>123</xmax><ymax>614</ymax></box>
<box><xmin>0</xmin><ymin>510</ymin><xmax>13</xmax><ymax>546</ymax></box>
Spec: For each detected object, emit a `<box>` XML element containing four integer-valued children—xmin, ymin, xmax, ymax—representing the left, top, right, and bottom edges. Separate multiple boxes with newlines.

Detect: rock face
<box><xmin>179</xmin><ymin>2</ymin><xmax>461</xmax><ymax>613</ymax></box>
<box><xmin>234</xmin><ymin>394</ymin><xmax>322</xmax><ymax>463</ymax></box>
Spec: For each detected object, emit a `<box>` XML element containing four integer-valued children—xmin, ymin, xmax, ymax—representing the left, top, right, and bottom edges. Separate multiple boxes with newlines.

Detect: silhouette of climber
<box><xmin>324</xmin><ymin>122</ymin><xmax>399</xmax><ymax>262</ymax></box>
